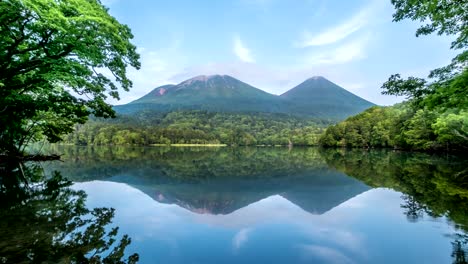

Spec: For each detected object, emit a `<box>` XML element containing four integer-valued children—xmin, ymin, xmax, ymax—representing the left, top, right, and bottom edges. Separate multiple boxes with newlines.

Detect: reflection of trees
<box><xmin>400</xmin><ymin>194</ymin><xmax>426</xmax><ymax>223</ymax></box>
<box><xmin>30</xmin><ymin>145</ymin><xmax>468</xmax><ymax>262</ymax></box>
<box><xmin>41</xmin><ymin>145</ymin><xmax>327</xmax><ymax>182</ymax></box>
<box><xmin>39</xmin><ymin>146</ymin><xmax>369</xmax><ymax>215</ymax></box>
<box><xmin>451</xmin><ymin>234</ymin><xmax>468</xmax><ymax>264</ymax></box>
<box><xmin>0</xmin><ymin>162</ymin><xmax>139</xmax><ymax>263</ymax></box>
<box><xmin>320</xmin><ymin>148</ymin><xmax>468</xmax><ymax>264</ymax></box>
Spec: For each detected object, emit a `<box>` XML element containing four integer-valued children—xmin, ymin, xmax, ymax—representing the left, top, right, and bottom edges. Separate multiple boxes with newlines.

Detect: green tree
<box><xmin>402</xmin><ymin>109</ymin><xmax>437</xmax><ymax>149</ymax></box>
<box><xmin>382</xmin><ymin>0</ymin><xmax>467</xmax><ymax>110</ymax></box>
<box><xmin>0</xmin><ymin>0</ymin><xmax>140</xmax><ymax>155</ymax></box>
<box><xmin>432</xmin><ymin>110</ymin><xmax>468</xmax><ymax>147</ymax></box>
<box><xmin>320</xmin><ymin>0</ymin><xmax>468</xmax><ymax>151</ymax></box>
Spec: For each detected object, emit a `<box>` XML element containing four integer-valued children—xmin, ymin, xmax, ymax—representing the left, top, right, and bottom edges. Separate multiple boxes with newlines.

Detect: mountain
<box><xmin>280</xmin><ymin>76</ymin><xmax>375</xmax><ymax>119</ymax></box>
<box><xmin>114</xmin><ymin>74</ymin><xmax>374</xmax><ymax>120</ymax></box>
<box><xmin>115</xmin><ymin>75</ymin><xmax>286</xmax><ymax>114</ymax></box>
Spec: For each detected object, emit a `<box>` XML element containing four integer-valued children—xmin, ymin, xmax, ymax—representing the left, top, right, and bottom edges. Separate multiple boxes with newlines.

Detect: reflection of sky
<box><xmin>74</xmin><ymin>181</ymin><xmax>456</xmax><ymax>264</ymax></box>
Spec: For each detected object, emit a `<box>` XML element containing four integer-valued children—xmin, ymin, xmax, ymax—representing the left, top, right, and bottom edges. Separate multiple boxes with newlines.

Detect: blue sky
<box><xmin>103</xmin><ymin>0</ymin><xmax>456</xmax><ymax>105</ymax></box>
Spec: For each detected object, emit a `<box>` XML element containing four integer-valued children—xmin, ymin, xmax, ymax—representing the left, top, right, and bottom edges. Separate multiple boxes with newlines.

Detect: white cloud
<box><xmin>232</xmin><ymin>228</ymin><xmax>252</xmax><ymax>251</ymax></box>
<box><xmin>305</xmin><ymin>34</ymin><xmax>370</xmax><ymax>65</ymax></box>
<box><xmin>108</xmin><ymin>37</ymin><xmax>187</xmax><ymax>105</ymax></box>
<box><xmin>233</xmin><ymin>35</ymin><xmax>255</xmax><ymax>63</ymax></box>
<box><xmin>298</xmin><ymin>1</ymin><xmax>380</xmax><ymax>47</ymax></box>
<box><xmin>299</xmin><ymin>245</ymin><xmax>355</xmax><ymax>264</ymax></box>
<box><xmin>299</xmin><ymin>12</ymin><xmax>367</xmax><ymax>47</ymax></box>
<box><xmin>168</xmin><ymin>51</ymin><xmax>392</xmax><ymax>105</ymax></box>
<box><xmin>110</xmin><ymin>51</ymin><xmax>175</xmax><ymax>105</ymax></box>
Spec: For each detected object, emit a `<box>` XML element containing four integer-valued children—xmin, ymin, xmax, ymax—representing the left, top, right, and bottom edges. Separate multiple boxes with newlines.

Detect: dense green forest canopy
<box><xmin>0</xmin><ymin>0</ymin><xmax>140</xmax><ymax>156</ymax></box>
<box><xmin>320</xmin><ymin>103</ymin><xmax>468</xmax><ymax>150</ymax></box>
<box><xmin>320</xmin><ymin>0</ymin><xmax>467</xmax><ymax>151</ymax></box>
<box><xmin>65</xmin><ymin>110</ymin><xmax>327</xmax><ymax>146</ymax></box>
<box><xmin>2</xmin><ymin>0</ymin><xmax>466</xmax><ymax>153</ymax></box>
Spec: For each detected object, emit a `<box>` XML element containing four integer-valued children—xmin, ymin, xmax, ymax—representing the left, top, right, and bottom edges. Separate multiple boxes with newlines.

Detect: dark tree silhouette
<box><xmin>0</xmin><ymin>162</ymin><xmax>139</xmax><ymax>263</ymax></box>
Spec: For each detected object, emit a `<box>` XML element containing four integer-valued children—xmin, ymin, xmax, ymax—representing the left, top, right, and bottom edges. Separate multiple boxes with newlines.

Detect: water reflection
<box><xmin>322</xmin><ymin>148</ymin><xmax>468</xmax><ymax>264</ymax></box>
<box><xmin>44</xmin><ymin>146</ymin><xmax>370</xmax><ymax>215</ymax></box>
<box><xmin>0</xmin><ymin>161</ymin><xmax>139</xmax><ymax>263</ymax></box>
<box><xmin>23</xmin><ymin>146</ymin><xmax>468</xmax><ymax>263</ymax></box>
<box><xmin>321</xmin><ymin>149</ymin><xmax>468</xmax><ymax>226</ymax></box>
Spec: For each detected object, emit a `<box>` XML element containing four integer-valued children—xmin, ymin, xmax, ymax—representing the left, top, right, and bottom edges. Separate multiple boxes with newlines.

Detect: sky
<box><xmin>102</xmin><ymin>0</ymin><xmax>456</xmax><ymax>106</ymax></box>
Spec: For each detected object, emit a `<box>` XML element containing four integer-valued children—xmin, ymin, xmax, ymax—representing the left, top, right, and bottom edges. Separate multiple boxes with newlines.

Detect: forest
<box><xmin>320</xmin><ymin>1</ymin><xmax>467</xmax><ymax>151</ymax></box>
<box><xmin>1</xmin><ymin>0</ymin><xmax>466</xmax><ymax>156</ymax></box>
<box><xmin>67</xmin><ymin>4</ymin><xmax>468</xmax><ymax>151</ymax></box>
<box><xmin>63</xmin><ymin>111</ymin><xmax>327</xmax><ymax>146</ymax></box>
<box><xmin>319</xmin><ymin>103</ymin><xmax>468</xmax><ymax>151</ymax></box>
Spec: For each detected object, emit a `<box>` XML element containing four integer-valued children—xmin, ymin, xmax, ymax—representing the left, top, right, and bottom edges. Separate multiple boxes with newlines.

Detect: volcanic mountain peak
<box><xmin>117</xmin><ymin>74</ymin><xmax>375</xmax><ymax>120</ymax></box>
<box><xmin>306</xmin><ymin>76</ymin><xmax>326</xmax><ymax>81</ymax></box>
<box><xmin>179</xmin><ymin>74</ymin><xmax>229</xmax><ymax>86</ymax></box>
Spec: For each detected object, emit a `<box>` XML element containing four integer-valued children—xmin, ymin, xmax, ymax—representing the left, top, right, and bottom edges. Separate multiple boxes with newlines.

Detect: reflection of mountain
<box><xmin>109</xmin><ymin>169</ymin><xmax>369</xmax><ymax>215</ymax></box>
<box><xmin>44</xmin><ymin>146</ymin><xmax>370</xmax><ymax>215</ymax></box>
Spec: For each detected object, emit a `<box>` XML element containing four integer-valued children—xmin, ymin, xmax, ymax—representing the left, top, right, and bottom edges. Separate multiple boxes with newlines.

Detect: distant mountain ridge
<box><xmin>114</xmin><ymin>74</ymin><xmax>375</xmax><ymax>120</ymax></box>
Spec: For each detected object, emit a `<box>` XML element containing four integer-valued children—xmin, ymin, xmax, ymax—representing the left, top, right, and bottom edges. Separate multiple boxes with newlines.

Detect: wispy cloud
<box><xmin>305</xmin><ymin>34</ymin><xmax>370</xmax><ymax>65</ymax></box>
<box><xmin>232</xmin><ymin>228</ymin><xmax>252</xmax><ymax>251</ymax></box>
<box><xmin>233</xmin><ymin>35</ymin><xmax>255</xmax><ymax>63</ymax></box>
<box><xmin>298</xmin><ymin>3</ymin><xmax>374</xmax><ymax>47</ymax></box>
<box><xmin>299</xmin><ymin>245</ymin><xmax>355</xmax><ymax>264</ymax></box>
<box><xmin>109</xmin><ymin>36</ymin><xmax>187</xmax><ymax>105</ymax></box>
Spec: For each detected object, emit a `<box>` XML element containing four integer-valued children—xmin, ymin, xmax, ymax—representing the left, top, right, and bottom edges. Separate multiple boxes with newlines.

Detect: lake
<box><xmin>1</xmin><ymin>146</ymin><xmax>467</xmax><ymax>263</ymax></box>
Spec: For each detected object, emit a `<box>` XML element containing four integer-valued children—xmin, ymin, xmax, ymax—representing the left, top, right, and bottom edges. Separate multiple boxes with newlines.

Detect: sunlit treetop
<box><xmin>391</xmin><ymin>0</ymin><xmax>467</xmax><ymax>50</ymax></box>
<box><xmin>0</xmin><ymin>0</ymin><xmax>141</xmax><ymax>154</ymax></box>
<box><xmin>382</xmin><ymin>0</ymin><xmax>467</xmax><ymax>110</ymax></box>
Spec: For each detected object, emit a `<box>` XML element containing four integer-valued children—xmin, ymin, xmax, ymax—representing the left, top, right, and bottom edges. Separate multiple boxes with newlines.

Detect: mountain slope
<box><xmin>115</xmin><ymin>75</ymin><xmax>375</xmax><ymax>120</ymax></box>
<box><xmin>280</xmin><ymin>76</ymin><xmax>375</xmax><ymax>119</ymax></box>
<box><xmin>115</xmin><ymin>75</ymin><xmax>286</xmax><ymax>114</ymax></box>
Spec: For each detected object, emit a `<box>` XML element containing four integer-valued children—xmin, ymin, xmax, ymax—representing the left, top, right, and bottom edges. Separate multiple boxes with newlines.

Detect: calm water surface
<box><xmin>2</xmin><ymin>146</ymin><xmax>468</xmax><ymax>263</ymax></box>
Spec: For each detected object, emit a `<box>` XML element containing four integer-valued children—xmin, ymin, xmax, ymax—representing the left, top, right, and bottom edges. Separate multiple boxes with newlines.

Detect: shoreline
<box><xmin>151</xmin><ymin>144</ymin><xmax>227</xmax><ymax>147</ymax></box>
